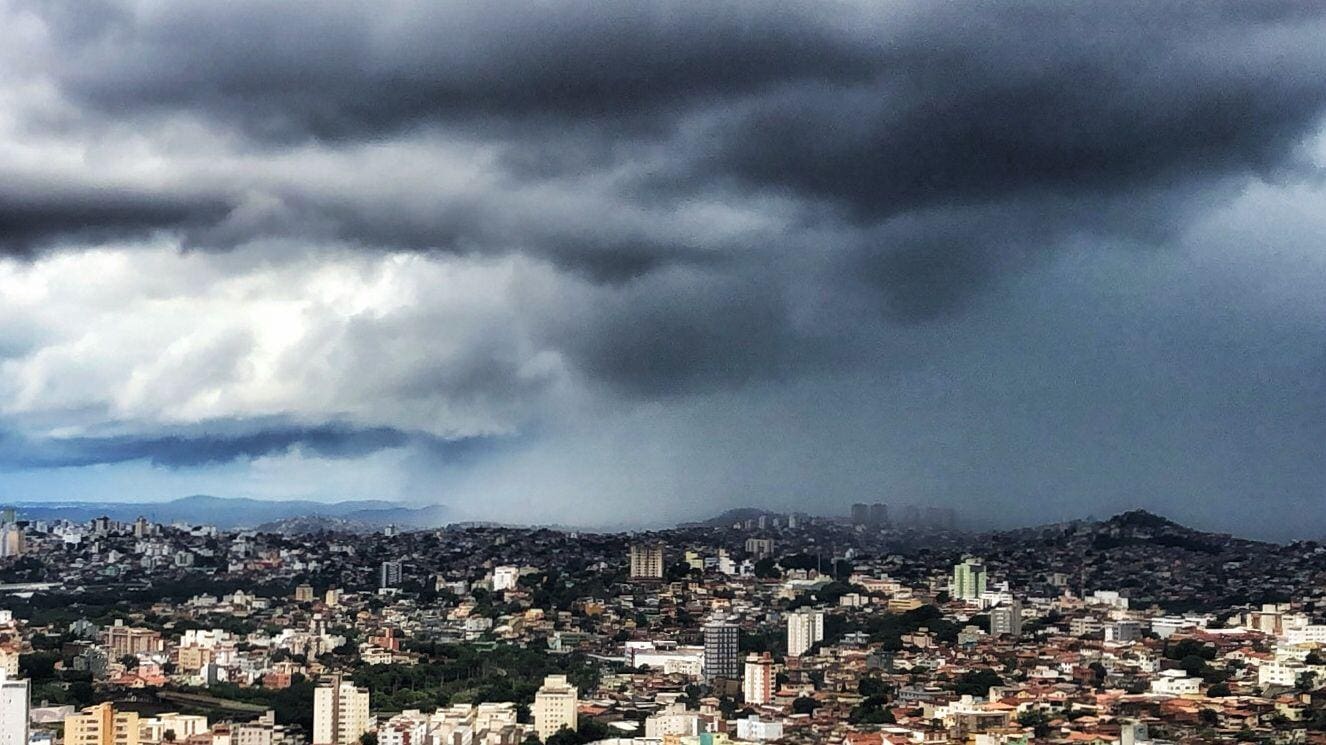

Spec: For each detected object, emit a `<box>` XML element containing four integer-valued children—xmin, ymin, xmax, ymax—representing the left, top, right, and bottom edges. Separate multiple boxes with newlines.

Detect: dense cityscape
<box><xmin>4</xmin><ymin>2</ymin><xmax>1326</xmax><ymax>744</ymax></box>
<box><xmin>0</xmin><ymin>504</ymin><xmax>1324</xmax><ymax>744</ymax></box>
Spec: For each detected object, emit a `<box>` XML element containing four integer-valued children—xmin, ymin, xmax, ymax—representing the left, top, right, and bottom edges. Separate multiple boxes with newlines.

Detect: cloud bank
<box><xmin>1</xmin><ymin>1</ymin><xmax>1325</xmax><ymax>537</ymax></box>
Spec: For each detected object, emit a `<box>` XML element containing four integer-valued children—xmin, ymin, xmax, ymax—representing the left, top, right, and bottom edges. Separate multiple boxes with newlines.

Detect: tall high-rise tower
<box><xmin>786</xmin><ymin>609</ymin><xmax>825</xmax><ymax>657</ymax></box>
<box><xmin>952</xmin><ymin>558</ymin><xmax>987</xmax><ymax>601</ymax></box>
<box><xmin>0</xmin><ymin>670</ymin><xmax>28</xmax><ymax>745</ymax></box>
<box><xmin>312</xmin><ymin>674</ymin><xmax>371</xmax><ymax>745</ymax></box>
<box><xmin>630</xmin><ymin>543</ymin><xmax>665</xmax><ymax>580</ymax></box>
<box><xmin>534</xmin><ymin>674</ymin><xmax>579</xmax><ymax>740</ymax></box>
<box><xmin>703</xmin><ymin>617</ymin><xmax>741</xmax><ymax>681</ymax></box>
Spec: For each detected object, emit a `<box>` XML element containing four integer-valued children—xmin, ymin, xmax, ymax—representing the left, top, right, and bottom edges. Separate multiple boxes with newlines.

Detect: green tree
<box><xmin>858</xmin><ymin>676</ymin><xmax>889</xmax><ymax>698</ymax></box>
<box><xmin>953</xmin><ymin>669</ymin><xmax>1003</xmax><ymax>697</ymax></box>
<box><xmin>753</xmin><ymin>558</ymin><xmax>781</xmax><ymax>579</ymax></box>
<box><xmin>1018</xmin><ymin>710</ymin><xmax>1051</xmax><ymax>738</ymax></box>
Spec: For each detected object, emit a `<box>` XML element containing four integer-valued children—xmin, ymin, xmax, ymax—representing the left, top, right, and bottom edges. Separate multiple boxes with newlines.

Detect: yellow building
<box><xmin>64</xmin><ymin>703</ymin><xmax>141</xmax><ymax>745</ymax></box>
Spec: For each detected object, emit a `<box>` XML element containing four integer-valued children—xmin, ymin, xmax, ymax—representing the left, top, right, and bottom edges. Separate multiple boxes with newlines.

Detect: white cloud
<box><xmin>0</xmin><ymin>244</ymin><xmax>569</xmax><ymax>439</ymax></box>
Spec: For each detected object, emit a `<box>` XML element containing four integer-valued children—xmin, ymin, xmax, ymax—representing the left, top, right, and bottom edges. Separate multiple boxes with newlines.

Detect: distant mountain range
<box><xmin>7</xmin><ymin>495</ymin><xmax>453</xmax><ymax>531</ymax></box>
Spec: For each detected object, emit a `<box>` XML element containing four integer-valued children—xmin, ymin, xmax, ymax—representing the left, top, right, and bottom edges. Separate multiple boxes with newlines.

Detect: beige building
<box><xmin>0</xmin><ymin>525</ymin><xmax>23</xmax><ymax>558</ymax></box>
<box><xmin>64</xmin><ymin>703</ymin><xmax>141</xmax><ymax>745</ymax></box>
<box><xmin>0</xmin><ymin>647</ymin><xmax>18</xmax><ymax>677</ymax></box>
<box><xmin>742</xmin><ymin>652</ymin><xmax>774</xmax><ymax>705</ymax></box>
<box><xmin>294</xmin><ymin>584</ymin><xmax>316</xmax><ymax>603</ymax></box>
<box><xmin>104</xmin><ymin>622</ymin><xmax>163</xmax><ymax>659</ymax></box>
<box><xmin>233</xmin><ymin>710</ymin><xmax>301</xmax><ymax>745</ymax></box>
<box><xmin>139</xmin><ymin>713</ymin><xmax>208</xmax><ymax>742</ymax></box>
<box><xmin>629</xmin><ymin>543</ymin><xmax>665</xmax><ymax>580</ymax></box>
<box><xmin>312</xmin><ymin>675</ymin><xmax>372</xmax><ymax>745</ymax></box>
<box><xmin>533</xmin><ymin>674</ymin><xmax>578</xmax><ymax>740</ymax></box>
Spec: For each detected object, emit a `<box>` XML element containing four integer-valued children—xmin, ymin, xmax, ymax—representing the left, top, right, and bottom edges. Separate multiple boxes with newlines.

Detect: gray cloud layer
<box><xmin>1</xmin><ymin>1</ymin><xmax>1325</xmax><ymax>536</ymax></box>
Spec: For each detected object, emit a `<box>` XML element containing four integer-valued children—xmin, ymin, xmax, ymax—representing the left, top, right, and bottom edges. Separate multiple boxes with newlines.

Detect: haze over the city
<box><xmin>2</xmin><ymin>1</ymin><xmax>1325</xmax><ymax>540</ymax></box>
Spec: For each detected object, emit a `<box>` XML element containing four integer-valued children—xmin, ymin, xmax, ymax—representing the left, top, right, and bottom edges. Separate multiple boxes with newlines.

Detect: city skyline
<box><xmin>2</xmin><ymin>2</ymin><xmax>1326</xmax><ymax>539</ymax></box>
<box><xmin>7</xmin><ymin>4</ymin><xmax>1326</xmax><ymax>743</ymax></box>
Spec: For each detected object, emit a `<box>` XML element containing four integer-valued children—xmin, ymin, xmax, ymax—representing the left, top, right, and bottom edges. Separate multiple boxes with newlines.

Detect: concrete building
<box><xmin>294</xmin><ymin>584</ymin><xmax>315</xmax><ymax>603</ymax></box>
<box><xmin>493</xmin><ymin>565</ymin><xmax>520</xmax><ymax>592</ymax></box>
<box><xmin>1150</xmin><ymin>671</ymin><xmax>1201</xmax><ymax>695</ymax></box>
<box><xmin>742</xmin><ymin>652</ymin><xmax>774</xmax><ymax>705</ymax></box>
<box><xmin>312</xmin><ymin>675</ymin><xmax>372</xmax><ymax>745</ymax></box>
<box><xmin>1105</xmin><ymin>620</ymin><xmax>1143</xmax><ymax>643</ymax></box>
<box><xmin>379</xmin><ymin>560</ymin><xmax>403</xmax><ymax>588</ymax></box>
<box><xmin>232</xmin><ymin>711</ymin><xmax>303</xmax><ymax>745</ymax></box>
<box><xmin>533</xmin><ymin>674</ymin><xmax>578</xmax><ymax>740</ymax></box>
<box><xmin>0</xmin><ymin>647</ymin><xmax>17</xmax><ymax>677</ymax></box>
<box><xmin>63</xmin><ymin>703</ymin><xmax>140</xmax><ymax>745</ymax></box>
<box><xmin>989</xmin><ymin>600</ymin><xmax>1023</xmax><ymax>637</ymax></box>
<box><xmin>0</xmin><ymin>670</ymin><xmax>28</xmax><ymax>745</ymax></box>
<box><xmin>703</xmin><ymin>617</ymin><xmax>741</xmax><ymax>681</ymax></box>
<box><xmin>952</xmin><ymin>558</ymin><xmax>987</xmax><ymax>601</ymax></box>
<box><xmin>139</xmin><ymin>713</ymin><xmax>208</xmax><ymax>742</ymax></box>
<box><xmin>786</xmin><ymin>609</ymin><xmax>825</xmax><ymax>657</ymax></box>
<box><xmin>851</xmin><ymin>502</ymin><xmax>889</xmax><ymax>527</ymax></box>
<box><xmin>851</xmin><ymin>503</ymin><xmax>870</xmax><ymax>525</ymax></box>
<box><xmin>644</xmin><ymin>703</ymin><xmax>699</xmax><ymax>738</ymax></box>
<box><xmin>627</xmin><ymin>641</ymin><xmax>705</xmax><ymax>677</ymax></box>
<box><xmin>0</xmin><ymin>525</ymin><xmax>23</xmax><ymax>558</ymax></box>
<box><xmin>737</xmin><ymin>716</ymin><xmax>785</xmax><ymax>742</ymax></box>
<box><xmin>629</xmin><ymin>543</ymin><xmax>665</xmax><ymax>580</ymax></box>
<box><xmin>104</xmin><ymin>622</ymin><xmax>163</xmax><ymax>659</ymax></box>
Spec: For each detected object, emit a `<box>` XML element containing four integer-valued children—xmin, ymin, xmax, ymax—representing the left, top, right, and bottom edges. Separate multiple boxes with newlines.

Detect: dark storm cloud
<box><xmin>3</xmin><ymin>1</ymin><xmax>1326</xmax><ymax>535</ymax></box>
<box><xmin>537</xmin><ymin>267</ymin><xmax>812</xmax><ymax>396</ymax></box>
<box><xmin>14</xmin><ymin>2</ymin><xmax>1325</xmax><ymax>281</ymax></box>
<box><xmin>0</xmin><ymin>420</ymin><xmax>481</xmax><ymax>468</ymax></box>
<box><xmin>0</xmin><ymin>187</ymin><xmax>234</xmax><ymax>255</ymax></box>
<box><xmin>180</xmin><ymin>187</ymin><xmax>725</xmax><ymax>282</ymax></box>
<box><xmin>7</xmin><ymin>0</ymin><xmax>1326</xmax><ymax>395</ymax></box>
<box><xmin>703</xmin><ymin>13</ymin><xmax>1326</xmax><ymax>218</ymax></box>
<box><xmin>37</xmin><ymin>0</ymin><xmax>875</xmax><ymax>140</ymax></box>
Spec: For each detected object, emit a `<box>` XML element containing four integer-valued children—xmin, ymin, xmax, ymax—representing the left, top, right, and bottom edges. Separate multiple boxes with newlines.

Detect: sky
<box><xmin>1</xmin><ymin>1</ymin><xmax>1325</xmax><ymax>539</ymax></box>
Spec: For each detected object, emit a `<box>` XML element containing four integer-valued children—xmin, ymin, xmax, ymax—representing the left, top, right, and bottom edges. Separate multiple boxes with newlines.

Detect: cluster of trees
<box><xmin>178</xmin><ymin>677</ymin><xmax>318</xmax><ymax>732</ymax></box>
<box><xmin>357</xmin><ymin>642</ymin><xmax>602</xmax><ymax>715</ymax></box>
<box><xmin>951</xmin><ymin>669</ymin><xmax>1004</xmax><ymax>697</ymax></box>
<box><xmin>517</xmin><ymin>568</ymin><xmax>622</xmax><ymax>613</ymax></box>
<box><xmin>752</xmin><ymin>555</ymin><xmax>854</xmax><ymax>581</ymax></box>
<box><xmin>19</xmin><ymin>651</ymin><xmax>97</xmax><ymax>709</ymax></box>
<box><xmin>538</xmin><ymin>716</ymin><xmax>613</xmax><ymax>745</ymax></box>
<box><xmin>842</xmin><ymin>605</ymin><xmax>958</xmax><ymax>650</ymax></box>
<box><xmin>1163</xmin><ymin>638</ymin><xmax>1229</xmax><ymax>685</ymax></box>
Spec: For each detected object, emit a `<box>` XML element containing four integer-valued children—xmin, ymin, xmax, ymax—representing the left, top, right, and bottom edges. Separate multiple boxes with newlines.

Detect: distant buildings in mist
<box><xmin>849</xmin><ymin>502</ymin><xmax>958</xmax><ymax>531</ymax></box>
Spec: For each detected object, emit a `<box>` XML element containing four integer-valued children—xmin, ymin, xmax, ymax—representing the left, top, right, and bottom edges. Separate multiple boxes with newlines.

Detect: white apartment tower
<box><xmin>533</xmin><ymin>674</ymin><xmax>578</xmax><ymax>740</ymax></box>
<box><xmin>380</xmin><ymin>560</ymin><xmax>403</xmax><ymax>588</ymax></box>
<box><xmin>786</xmin><ymin>609</ymin><xmax>825</xmax><ymax>657</ymax></box>
<box><xmin>0</xmin><ymin>670</ymin><xmax>28</xmax><ymax>745</ymax></box>
<box><xmin>313</xmin><ymin>675</ymin><xmax>372</xmax><ymax>745</ymax></box>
